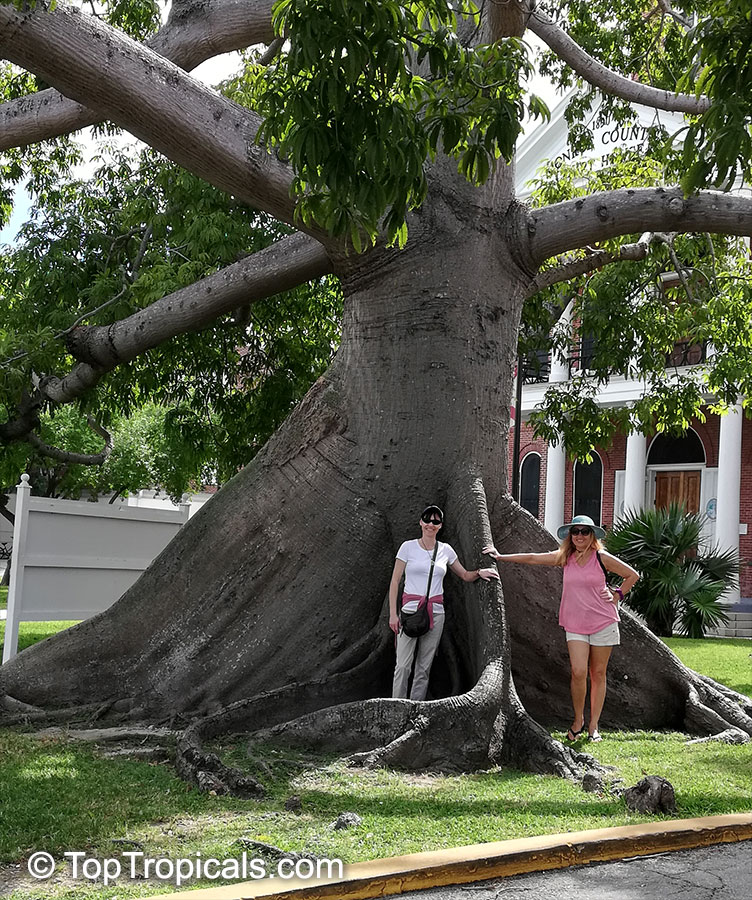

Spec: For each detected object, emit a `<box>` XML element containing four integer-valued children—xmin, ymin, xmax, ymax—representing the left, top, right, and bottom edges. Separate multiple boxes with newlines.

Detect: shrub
<box><xmin>605</xmin><ymin>503</ymin><xmax>739</xmax><ymax>638</ymax></box>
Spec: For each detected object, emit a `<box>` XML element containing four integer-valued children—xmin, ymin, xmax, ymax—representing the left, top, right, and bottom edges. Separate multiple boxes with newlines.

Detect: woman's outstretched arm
<box><xmin>483</xmin><ymin>546</ymin><xmax>560</xmax><ymax>566</ymax></box>
<box><xmin>449</xmin><ymin>559</ymin><xmax>500</xmax><ymax>582</ymax></box>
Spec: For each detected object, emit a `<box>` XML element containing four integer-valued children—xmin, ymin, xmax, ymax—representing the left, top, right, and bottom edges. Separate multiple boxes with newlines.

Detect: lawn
<box><xmin>664</xmin><ymin>636</ymin><xmax>752</xmax><ymax>698</ymax></box>
<box><xmin>0</xmin><ymin>629</ymin><xmax>749</xmax><ymax>899</ymax></box>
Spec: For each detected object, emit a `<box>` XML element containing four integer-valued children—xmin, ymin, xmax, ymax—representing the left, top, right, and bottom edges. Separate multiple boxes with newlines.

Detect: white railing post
<box><xmin>180</xmin><ymin>493</ymin><xmax>192</xmax><ymax>522</ymax></box>
<box><xmin>3</xmin><ymin>474</ymin><xmax>31</xmax><ymax>664</ymax></box>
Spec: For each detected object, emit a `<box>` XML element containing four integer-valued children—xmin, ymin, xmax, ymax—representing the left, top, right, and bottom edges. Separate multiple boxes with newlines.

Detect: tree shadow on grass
<box><xmin>0</xmin><ymin>731</ymin><xmax>252</xmax><ymax>863</ymax></box>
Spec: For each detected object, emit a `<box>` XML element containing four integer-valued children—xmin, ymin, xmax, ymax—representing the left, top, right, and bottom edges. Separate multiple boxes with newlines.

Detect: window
<box><xmin>665</xmin><ymin>340</ymin><xmax>707</xmax><ymax>368</ymax></box>
<box><xmin>520</xmin><ymin>454</ymin><xmax>541</xmax><ymax>518</ymax></box>
<box><xmin>573</xmin><ymin>455</ymin><xmax>603</xmax><ymax>525</ymax></box>
<box><xmin>647</xmin><ymin>430</ymin><xmax>705</xmax><ymax>465</ymax></box>
<box><xmin>580</xmin><ymin>332</ymin><xmax>596</xmax><ymax>369</ymax></box>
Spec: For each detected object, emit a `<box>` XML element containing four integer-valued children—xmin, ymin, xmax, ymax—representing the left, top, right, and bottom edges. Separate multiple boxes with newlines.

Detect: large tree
<box><xmin>1</xmin><ymin>0</ymin><xmax>751</xmax><ymax>789</ymax></box>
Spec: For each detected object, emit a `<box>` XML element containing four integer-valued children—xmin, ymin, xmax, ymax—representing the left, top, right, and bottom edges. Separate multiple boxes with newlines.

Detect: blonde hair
<box><xmin>554</xmin><ymin>531</ymin><xmax>604</xmax><ymax>566</ymax></box>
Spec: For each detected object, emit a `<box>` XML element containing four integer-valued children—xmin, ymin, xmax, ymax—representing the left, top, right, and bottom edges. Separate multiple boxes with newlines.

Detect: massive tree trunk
<box><xmin>2</xmin><ymin>166</ymin><xmax>750</xmax><ymax>786</ymax></box>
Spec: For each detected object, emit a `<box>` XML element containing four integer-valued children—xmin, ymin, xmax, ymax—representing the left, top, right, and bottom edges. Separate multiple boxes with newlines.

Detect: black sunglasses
<box><xmin>422</xmin><ymin>517</ymin><xmax>442</xmax><ymax>525</ymax></box>
<box><xmin>570</xmin><ymin>527</ymin><xmax>593</xmax><ymax>536</ymax></box>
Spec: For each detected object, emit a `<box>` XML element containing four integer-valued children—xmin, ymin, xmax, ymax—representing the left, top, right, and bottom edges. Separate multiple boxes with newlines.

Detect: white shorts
<box><xmin>566</xmin><ymin>622</ymin><xmax>620</xmax><ymax>646</ymax></box>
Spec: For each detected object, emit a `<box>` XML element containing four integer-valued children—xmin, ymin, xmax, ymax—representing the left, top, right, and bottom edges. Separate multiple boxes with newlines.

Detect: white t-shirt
<box><xmin>396</xmin><ymin>539</ymin><xmax>458</xmax><ymax>613</ymax></box>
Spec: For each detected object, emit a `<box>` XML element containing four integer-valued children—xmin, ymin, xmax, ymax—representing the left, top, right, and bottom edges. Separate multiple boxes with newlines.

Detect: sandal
<box><xmin>566</xmin><ymin>725</ymin><xmax>585</xmax><ymax>741</ymax></box>
<box><xmin>588</xmin><ymin>730</ymin><xmax>602</xmax><ymax>743</ymax></box>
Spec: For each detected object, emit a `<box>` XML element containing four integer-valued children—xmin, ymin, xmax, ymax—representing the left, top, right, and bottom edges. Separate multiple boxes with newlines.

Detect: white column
<box><xmin>542</xmin><ymin>304</ymin><xmax>572</xmax><ymax>537</ymax></box>
<box><xmin>716</xmin><ymin>403</ymin><xmax>743</xmax><ymax>605</ymax></box>
<box><xmin>621</xmin><ymin>430</ymin><xmax>647</xmax><ymax>519</ymax></box>
<box><xmin>544</xmin><ymin>440</ymin><xmax>566</xmax><ymax>536</ymax></box>
<box><xmin>3</xmin><ymin>474</ymin><xmax>31</xmax><ymax>664</ymax></box>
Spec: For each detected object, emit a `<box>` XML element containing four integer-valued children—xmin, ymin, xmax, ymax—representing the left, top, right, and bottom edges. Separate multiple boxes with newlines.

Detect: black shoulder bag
<box><xmin>596</xmin><ymin>550</ymin><xmax>622</xmax><ymax>601</ymax></box>
<box><xmin>399</xmin><ymin>542</ymin><xmax>439</xmax><ymax>638</ymax></box>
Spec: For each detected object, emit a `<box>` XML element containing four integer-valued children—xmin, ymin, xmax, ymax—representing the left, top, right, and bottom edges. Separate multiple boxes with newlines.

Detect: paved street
<box><xmin>404</xmin><ymin>841</ymin><xmax>752</xmax><ymax>900</ymax></box>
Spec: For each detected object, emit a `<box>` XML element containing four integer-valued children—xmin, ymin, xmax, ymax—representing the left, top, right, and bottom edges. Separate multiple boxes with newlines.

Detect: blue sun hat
<box><xmin>556</xmin><ymin>514</ymin><xmax>606</xmax><ymax>541</ymax></box>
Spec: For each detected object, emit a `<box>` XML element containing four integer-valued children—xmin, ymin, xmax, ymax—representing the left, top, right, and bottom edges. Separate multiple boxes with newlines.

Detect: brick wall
<box><xmin>512</xmin><ymin>413</ymin><xmax>752</xmax><ymax>599</ymax></box>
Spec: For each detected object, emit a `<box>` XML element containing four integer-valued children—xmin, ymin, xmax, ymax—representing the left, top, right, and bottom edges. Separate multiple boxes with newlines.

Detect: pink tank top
<box><xmin>559</xmin><ymin>551</ymin><xmax>620</xmax><ymax>634</ymax></box>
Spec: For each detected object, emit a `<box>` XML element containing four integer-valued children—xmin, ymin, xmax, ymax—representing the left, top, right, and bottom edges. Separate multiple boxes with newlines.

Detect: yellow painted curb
<box><xmin>149</xmin><ymin>813</ymin><xmax>752</xmax><ymax>900</ymax></box>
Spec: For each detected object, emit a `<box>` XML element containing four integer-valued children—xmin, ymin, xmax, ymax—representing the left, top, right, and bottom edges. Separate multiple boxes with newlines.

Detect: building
<box><xmin>512</xmin><ymin>95</ymin><xmax>752</xmax><ymax>615</ymax></box>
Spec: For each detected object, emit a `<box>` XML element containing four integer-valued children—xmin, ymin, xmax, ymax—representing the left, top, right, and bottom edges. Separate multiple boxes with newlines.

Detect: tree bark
<box><xmin>2</xmin><ymin>2</ymin><xmax>751</xmax><ymax>790</ymax></box>
<box><xmin>0</xmin><ymin>0</ymin><xmax>276</xmax><ymax>150</ymax></box>
<box><xmin>2</xmin><ymin>173</ymin><xmax>749</xmax><ymax>787</ymax></box>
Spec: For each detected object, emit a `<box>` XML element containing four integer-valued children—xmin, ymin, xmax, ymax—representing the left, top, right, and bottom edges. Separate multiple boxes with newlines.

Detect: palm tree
<box><xmin>605</xmin><ymin>503</ymin><xmax>739</xmax><ymax>638</ymax></box>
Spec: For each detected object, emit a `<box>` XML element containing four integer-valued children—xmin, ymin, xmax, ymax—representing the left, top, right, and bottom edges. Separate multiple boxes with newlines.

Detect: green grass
<box><xmin>1</xmin><ymin>729</ymin><xmax>750</xmax><ymax>900</ymax></box>
<box><xmin>0</xmin><ymin>632</ymin><xmax>750</xmax><ymax>899</ymax></box>
<box><xmin>0</xmin><ymin>585</ymin><xmax>7</xmax><ymax>610</ymax></box>
<box><xmin>663</xmin><ymin>636</ymin><xmax>752</xmax><ymax>698</ymax></box>
<box><xmin>0</xmin><ymin>618</ymin><xmax>80</xmax><ymax>657</ymax></box>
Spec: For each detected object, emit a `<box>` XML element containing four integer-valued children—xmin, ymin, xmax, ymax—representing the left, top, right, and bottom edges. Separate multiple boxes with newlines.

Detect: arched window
<box><xmin>573</xmin><ymin>455</ymin><xmax>603</xmax><ymax>525</ymax></box>
<box><xmin>647</xmin><ymin>430</ymin><xmax>705</xmax><ymax>465</ymax></box>
<box><xmin>519</xmin><ymin>454</ymin><xmax>541</xmax><ymax>519</ymax></box>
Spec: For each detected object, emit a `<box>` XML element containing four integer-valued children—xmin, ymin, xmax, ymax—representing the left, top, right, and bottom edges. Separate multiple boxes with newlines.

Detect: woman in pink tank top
<box><xmin>485</xmin><ymin>515</ymin><xmax>639</xmax><ymax>743</ymax></box>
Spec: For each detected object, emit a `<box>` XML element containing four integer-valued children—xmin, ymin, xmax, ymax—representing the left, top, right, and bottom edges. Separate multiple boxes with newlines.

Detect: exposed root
<box><xmin>176</xmin><ymin>661</ymin><xmax>509</xmax><ymax>796</ymax></box>
<box><xmin>685</xmin><ymin>728</ymin><xmax>750</xmax><ymax>745</ymax></box>
<box><xmin>175</xmin><ymin>650</ymin><xmax>392</xmax><ymax>796</ymax></box>
<box><xmin>0</xmin><ymin>699</ymin><xmax>133</xmax><ymax>728</ymax></box>
<box><xmin>247</xmin><ymin>686</ymin><xmax>501</xmax><ymax>774</ymax></box>
<box><xmin>691</xmin><ymin>672</ymin><xmax>752</xmax><ymax>717</ymax></box>
<box><xmin>347</xmin><ymin>719</ymin><xmax>428</xmax><ymax>769</ymax></box>
<box><xmin>175</xmin><ymin>742</ymin><xmax>264</xmax><ymax>798</ymax></box>
<box><xmin>6</xmin><ymin>473</ymin><xmax>747</xmax><ymax>801</ymax></box>
<box><xmin>684</xmin><ymin>677</ymin><xmax>752</xmax><ymax>736</ymax></box>
<box><xmin>26</xmin><ymin>726</ymin><xmax>177</xmax><ymax>744</ymax></box>
<box><xmin>498</xmin><ymin>690</ymin><xmax>601</xmax><ymax>782</ymax></box>
<box><xmin>623</xmin><ymin>775</ymin><xmax>677</xmax><ymax>814</ymax></box>
<box><xmin>1</xmin><ymin>694</ymin><xmax>43</xmax><ymax>715</ymax></box>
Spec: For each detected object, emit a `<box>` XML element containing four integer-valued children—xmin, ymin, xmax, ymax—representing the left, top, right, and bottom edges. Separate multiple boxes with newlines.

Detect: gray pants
<box><xmin>392</xmin><ymin>614</ymin><xmax>445</xmax><ymax>700</ymax></box>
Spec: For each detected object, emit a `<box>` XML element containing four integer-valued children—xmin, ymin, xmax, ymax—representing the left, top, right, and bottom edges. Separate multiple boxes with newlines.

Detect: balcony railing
<box><xmin>520</xmin><ymin>338</ymin><xmax>708</xmax><ymax>386</ymax></box>
<box><xmin>520</xmin><ymin>353</ymin><xmax>550</xmax><ymax>384</ymax></box>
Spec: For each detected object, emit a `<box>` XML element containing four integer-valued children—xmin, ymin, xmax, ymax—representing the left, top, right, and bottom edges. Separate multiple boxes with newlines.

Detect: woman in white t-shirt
<box><xmin>389</xmin><ymin>505</ymin><xmax>499</xmax><ymax>700</ymax></box>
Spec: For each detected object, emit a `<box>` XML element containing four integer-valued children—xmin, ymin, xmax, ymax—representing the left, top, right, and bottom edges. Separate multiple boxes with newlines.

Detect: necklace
<box><xmin>419</xmin><ymin>537</ymin><xmax>435</xmax><ymax>552</ymax></box>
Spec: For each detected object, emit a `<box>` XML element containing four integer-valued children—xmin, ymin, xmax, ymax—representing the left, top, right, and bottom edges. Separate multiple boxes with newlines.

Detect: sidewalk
<box><xmin>150</xmin><ymin>813</ymin><xmax>752</xmax><ymax>900</ymax></box>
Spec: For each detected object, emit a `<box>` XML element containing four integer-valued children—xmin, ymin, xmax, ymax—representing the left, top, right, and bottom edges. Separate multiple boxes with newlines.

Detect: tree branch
<box><xmin>654</xmin><ymin>0</ymin><xmax>691</xmax><ymax>30</ymax></box>
<box><xmin>258</xmin><ymin>36</ymin><xmax>284</xmax><ymax>66</ymax></box>
<box><xmin>0</xmin><ymin>1</ymin><xmax>304</xmax><ymax>231</ymax></box>
<box><xmin>0</xmin><ymin>233</ymin><xmax>332</xmax><ymax>443</ymax></box>
<box><xmin>0</xmin><ymin>0</ymin><xmax>275</xmax><ymax>151</ymax></box>
<box><xmin>0</xmin><ymin>494</ymin><xmax>14</xmax><ymax>526</ymax></box>
<box><xmin>27</xmin><ymin>417</ymin><xmax>113</xmax><ymax>466</ymax></box>
<box><xmin>528</xmin><ymin>233</ymin><xmax>652</xmax><ymax>294</ymax></box>
<box><xmin>526</xmin><ymin>5</ymin><xmax>710</xmax><ymax>115</ymax></box>
<box><xmin>525</xmin><ymin>188</ymin><xmax>752</xmax><ymax>266</ymax></box>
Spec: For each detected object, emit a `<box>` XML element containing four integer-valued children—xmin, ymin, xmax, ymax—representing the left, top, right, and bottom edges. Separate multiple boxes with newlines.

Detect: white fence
<box><xmin>2</xmin><ymin>474</ymin><xmax>191</xmax><ymax>663</ymax></box>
